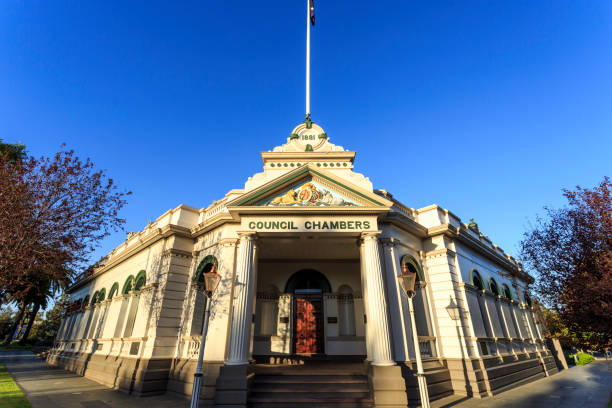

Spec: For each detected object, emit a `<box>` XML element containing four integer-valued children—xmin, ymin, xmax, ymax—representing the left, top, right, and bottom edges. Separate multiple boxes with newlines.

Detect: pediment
<box><xmin>227</xmin><ymin>165</ymin><xmax>392</xmax><ymax>210</ymax></box>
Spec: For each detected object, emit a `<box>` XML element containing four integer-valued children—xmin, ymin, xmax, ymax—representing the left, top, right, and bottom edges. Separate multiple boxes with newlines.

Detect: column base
<box><xmin>368</xmin><ymin>363</ymin><xmax>408</xmax><ymax>408</ymax></box>
<box><xmin>213</xmin><ymin>364</ymin><xmax>254</xmax><ymax>408</ymax></box>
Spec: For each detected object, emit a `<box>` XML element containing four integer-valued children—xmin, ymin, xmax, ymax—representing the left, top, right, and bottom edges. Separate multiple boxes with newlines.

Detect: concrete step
<box><xmin>249</xmin><ymin>362</ymin><xmax>373</xmax><ymax>407</ymax></box>
<box><xmin>252</xmin><ymin>383</ymin><xmax>369</xmax><ymax>392</ymax></box>
<box><xmin>254</xmin><ymin>374</ymin><xmax>368</xmax><ymax>383</ymax></box>
<box><xmin>250</xmin><ymin>402</ymin><xmax>373</xmax><ymax>408</ymax></box>
<box><xmin>251</xmin><ymin>391</ymin><xmax>371</xmax><ymax>399</ymax></box>
<box><xmin>253</xmin><ymin>367</ymin><xmax>366</xmax><ymax>376</ymax></box>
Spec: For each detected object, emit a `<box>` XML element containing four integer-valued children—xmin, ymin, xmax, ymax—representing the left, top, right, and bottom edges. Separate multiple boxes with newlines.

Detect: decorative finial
<box><xmin>304</xmin><ymin>113</ymin><xmax>313</xmax><ymax>129</ymax></box>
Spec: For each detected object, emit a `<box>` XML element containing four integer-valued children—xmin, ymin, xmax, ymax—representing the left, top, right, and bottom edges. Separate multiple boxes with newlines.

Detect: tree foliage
<box><xmin>0</xmin><ymin>139</ymin><xmax>26</xmax><ymax>163</ymax></box>
<box><xmin>0</xmin><ymin>147</ymin><xmax>130</xmax><ymax>289</ymax></box>
<box><xmin>536</xmin><ymin>306</ymin><xmax>605</xmax><ymax>350</ymax></box>
<box><xmin>521</xmin><ymin>177</ymin><xmax>611</xmax><ymax>348</ymax></box>
<box><xmin>0</xmin><ymin>143</ymin><xmax>130</xmax><ymax>342</ymax></box>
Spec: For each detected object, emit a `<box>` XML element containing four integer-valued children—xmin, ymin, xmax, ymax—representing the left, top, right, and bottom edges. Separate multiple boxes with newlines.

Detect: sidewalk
<box><xmin>1</xmin><ymin>351</ymin><xmax>610</xmax><ymax>407</ymax></box>
<box><xmin>0</xmin><ymin>351</ymin><xmax>188</xmax><ymax>408</ymax></box>
<box><xmin>433</xmin><ymin>360</ymin><xmax>612</xmax><ymax>408</ymax></box>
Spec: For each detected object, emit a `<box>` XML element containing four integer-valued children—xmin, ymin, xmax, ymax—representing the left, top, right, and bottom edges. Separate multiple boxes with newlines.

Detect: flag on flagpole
<box><xmin>309</xmin><ymin>0</ymin><xmax>315</xmax><ymax>25</ymax></box>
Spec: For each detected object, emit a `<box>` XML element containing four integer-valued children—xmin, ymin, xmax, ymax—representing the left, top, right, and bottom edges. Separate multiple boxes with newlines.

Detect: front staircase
<box><xmin>247</xmin><ymin>356</ymin><xmax>456</xmax><ymax>408</ymax></box>
<box><xmin>248</xmin><ymin>359</ymin><xmax>373</xmax><ymax>408</ymax></box>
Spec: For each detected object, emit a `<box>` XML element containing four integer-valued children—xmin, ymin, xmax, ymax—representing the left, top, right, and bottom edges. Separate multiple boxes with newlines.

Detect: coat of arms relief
<box><xmin>261</xmin><ymin>180</ymin><xmax>358</xmax><ymax>207</ymax></box>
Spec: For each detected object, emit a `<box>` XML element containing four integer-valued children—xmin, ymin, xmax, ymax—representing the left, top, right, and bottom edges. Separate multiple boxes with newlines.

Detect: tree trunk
<box><xmin>2</xmin><ymin>301</ymin><xmax>26</xmax><ymax>345</ymax></box>
<box><xmin>18</xmin><ymin>302</ymin><xmax>40</xmax><ymax>345</ymax></box>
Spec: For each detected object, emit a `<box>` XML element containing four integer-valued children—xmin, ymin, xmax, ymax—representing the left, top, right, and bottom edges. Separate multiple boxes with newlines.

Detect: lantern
<box><xmin>202</xmin><ymin>264</ymin><xmax>221</xmax><ymax>297</ymax></box>
<box><xmin>397</xmin><ymin>262</ymin><xmax>417</xmax><ymax>297</ymax></box>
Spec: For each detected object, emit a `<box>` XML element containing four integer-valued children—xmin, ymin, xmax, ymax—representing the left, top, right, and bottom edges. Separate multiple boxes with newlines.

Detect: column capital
<box><xmin>237</xmin><ymin>231</ymin><xmax>258</xmax><ymax>240</ymax></box>
<box><xmin>219</xmin><ymin>238</ymin><xmax>240</xmax><ymax>247</ymax></box>
<box><xmin>360</xmin><ymin>231</ymin><xmax>382</xmax><ymax>242</ymax></box>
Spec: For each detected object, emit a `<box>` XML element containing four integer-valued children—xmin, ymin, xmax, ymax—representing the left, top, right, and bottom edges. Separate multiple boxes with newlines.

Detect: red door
<box><xmin>294</xmin><ymin>295</ymin><xmax>324</xmax><ymax>354</ymax></box>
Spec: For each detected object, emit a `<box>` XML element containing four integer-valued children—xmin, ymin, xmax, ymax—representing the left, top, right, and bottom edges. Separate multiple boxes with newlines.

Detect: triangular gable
<box><xmin>227</xmin><ymin>165</ymin><xmax>392</xmax><ymax>209</ymax></box>
<box><xmin>260</xmin><ymin>179</ymin><xmax>359</xmax><ymax>207</ymax></box>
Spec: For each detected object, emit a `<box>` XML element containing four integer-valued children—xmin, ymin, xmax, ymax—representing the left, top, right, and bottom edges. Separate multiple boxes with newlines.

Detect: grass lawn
<box><xmin>0</xmin><ymin>363</ymin><xmax>31</xmax><ymax>408</ymax></box>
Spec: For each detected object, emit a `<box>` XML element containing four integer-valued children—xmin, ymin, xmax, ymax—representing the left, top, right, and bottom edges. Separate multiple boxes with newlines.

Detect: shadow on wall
<box><xmin>54</xmin><ymin>251</ymin><xmax>174</xmax><ymax>395</ymax></box>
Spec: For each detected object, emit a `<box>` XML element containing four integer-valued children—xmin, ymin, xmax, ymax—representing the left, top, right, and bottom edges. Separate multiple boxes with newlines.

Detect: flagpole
<box><xmin>306</xmin><ymin>0</ymin><xmax>311</xmax><ymax>117</ymax></box>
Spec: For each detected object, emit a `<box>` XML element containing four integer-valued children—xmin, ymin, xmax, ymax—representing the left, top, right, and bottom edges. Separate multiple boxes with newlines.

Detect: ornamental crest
<box><xmin>260</xmin><ymin>180</ymin><xmax>358</xmax><ymax>207</ymax></box>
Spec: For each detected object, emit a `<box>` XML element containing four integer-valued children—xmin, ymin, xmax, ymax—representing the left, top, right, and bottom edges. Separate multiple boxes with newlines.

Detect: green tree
<box><xmin>0</xmin><ymin>138</ymin><xmax>26</xmax><ymax>163</ymax></box>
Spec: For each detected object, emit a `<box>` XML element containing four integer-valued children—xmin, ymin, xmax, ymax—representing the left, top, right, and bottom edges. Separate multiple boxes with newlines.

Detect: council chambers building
<box><xmin>48</xmin><ymin>120</ymin><xmax>559</xmax><ymax>407</ymax></box>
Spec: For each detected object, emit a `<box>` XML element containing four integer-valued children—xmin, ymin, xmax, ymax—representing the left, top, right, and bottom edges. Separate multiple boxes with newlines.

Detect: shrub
<box><xmin>575</xmin><ymin>352</ymin><xmax>594</xmax><ymax>365</ymax></box>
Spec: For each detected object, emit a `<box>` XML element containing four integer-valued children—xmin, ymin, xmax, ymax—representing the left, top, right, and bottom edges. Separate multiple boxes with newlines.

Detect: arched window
<box><xmin>471</xmin><ymin>270</ymin><xmax>485</xmax><ymax>290</ymax></box>
<box><xmin>401</xmin><ymin>255</ymin><xmax>434</xmax><ymax>346</ymax></box>
<box><xmin>337</xmin><ymin>285</ymin><xmax>356</xmax><ymax>336</ymax></box>
<box><xmin>108</xmin><ymin>282</ymin><xmax>119</xmax><ymax>299</ymax></box>
<box><xmin>190</xmin><ymin>257</ymin><xmax>218</xmax><ymax>335</ymax></box>
<box><xmin>97</xmin><ymin>288</ymin><xmax>106</xmax><ymax>302</ymax></box>
<box><xmin>88</xmin><ymin>289</ymin><xmax>105</xmax><ymax>338</ymax></box>
<box><xmin>115</xmin><ymin>274</ymin><xmax>135</xmax><ymax>338</ymax></box>
<box><xmin>122</xmin><ymin>275</ymin><xmax>135</xmax><ymax>294</ymax></box>
<box><xmin>134</xmin><ymin>270</ymin><xmax>146</xmax><ymax>291</ymax></box>
<box><xmin>123</xmin><ymin>270</ymin><xmax>146</xmax><ymax>338</ymax></box>
<box><xmin>488</xmin><ymin>278</ymin><xmax>500</xmax><ymax>296</ymax></box>
<box><xmin>501</xmin><ymin>284</ymin><xmax>513</xmax><ymax>300</ymax></box>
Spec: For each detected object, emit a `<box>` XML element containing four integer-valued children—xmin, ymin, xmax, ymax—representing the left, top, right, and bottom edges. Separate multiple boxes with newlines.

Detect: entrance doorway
<box><xmin>294</xmin><ymin>292</ymin><xmax>323</xmax><ymax>353</ymax></box>
<box><xmin>285</xmin><ymin>270</ymin><xmax>331</xmax><ymax>355</ymax></box>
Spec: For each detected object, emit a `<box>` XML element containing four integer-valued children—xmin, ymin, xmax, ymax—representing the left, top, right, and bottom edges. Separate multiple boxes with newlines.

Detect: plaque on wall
<box><xmin>327</xmin><ymin>317</ymin><xmax>338</xmax><ymax>324</ymax></box>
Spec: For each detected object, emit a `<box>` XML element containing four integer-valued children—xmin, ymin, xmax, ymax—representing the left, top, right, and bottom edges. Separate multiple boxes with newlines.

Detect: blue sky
<box><xmin>1</xmin><ymin>1</ymin><xmax>611</xmax><ymax>268</ymax></box>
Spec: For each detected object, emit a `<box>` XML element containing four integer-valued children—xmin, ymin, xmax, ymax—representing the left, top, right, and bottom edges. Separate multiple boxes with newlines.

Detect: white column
<box><xmin>361</xmin><ymin>232</ymin><xmax>394</xmax><ymax>366</ymax></box>
<box><xmin>226</xmin><ymin>232</ymin><xmax>257</xmax><ymax>365</ymax></box>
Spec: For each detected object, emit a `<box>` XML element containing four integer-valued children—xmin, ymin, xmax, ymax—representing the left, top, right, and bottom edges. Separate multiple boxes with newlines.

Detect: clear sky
<box><xmin>1</xmin><ymin>1</ymin><xmax>611</xmax><ymax>268</ymax></box>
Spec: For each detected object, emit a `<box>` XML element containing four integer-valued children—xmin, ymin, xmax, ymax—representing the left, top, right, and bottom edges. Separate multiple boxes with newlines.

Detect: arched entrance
<box><xmin>285</xmin><ymin>270</ymin><xmax>331</xmax><ymax>354</ymax></box>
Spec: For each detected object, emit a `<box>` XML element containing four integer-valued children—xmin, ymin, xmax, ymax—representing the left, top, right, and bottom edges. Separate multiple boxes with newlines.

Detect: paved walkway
<box><xmin>0</xmin><ymin>351</ymin><xmax>188</xmax><ymax>408</ymax></box>
<box><xmin>1</xmin><ymin>351</ymin><xmax>610</xmax><ymax>407</ymax></box>
<box><xmin>433</xmin><ymin>360</ymin><xmax>612</xmax><ymax>408</ymax></box>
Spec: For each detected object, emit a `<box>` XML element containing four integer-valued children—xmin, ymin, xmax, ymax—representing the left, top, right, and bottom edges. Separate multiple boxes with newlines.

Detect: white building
<box><xmin>48</xmin><ymin>120</ymin><xmax>559</xmax><ymax>407</ymax></box>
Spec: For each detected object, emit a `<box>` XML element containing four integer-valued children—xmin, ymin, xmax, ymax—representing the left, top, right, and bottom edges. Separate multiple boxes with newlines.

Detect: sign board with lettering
<box><xmin>241</xmin><ymin>216</ymin><xmax>378</xmax><ymax>233</ymax></box>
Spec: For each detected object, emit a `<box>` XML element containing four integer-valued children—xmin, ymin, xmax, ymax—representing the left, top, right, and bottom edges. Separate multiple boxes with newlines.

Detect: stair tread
<box><xmin>251</xmin><ymin>384</ymin><xmax>370</xmax><ymax>392</ymax></box>
<box><xmin>255</xmin><ymin>375</ymin><xmax>367</xmax><ymax>380</ymax></box>
<box><xmin>249</xmin><ymin>397</ymin><xmax>374</xmax><ymax>403</ymax></box>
